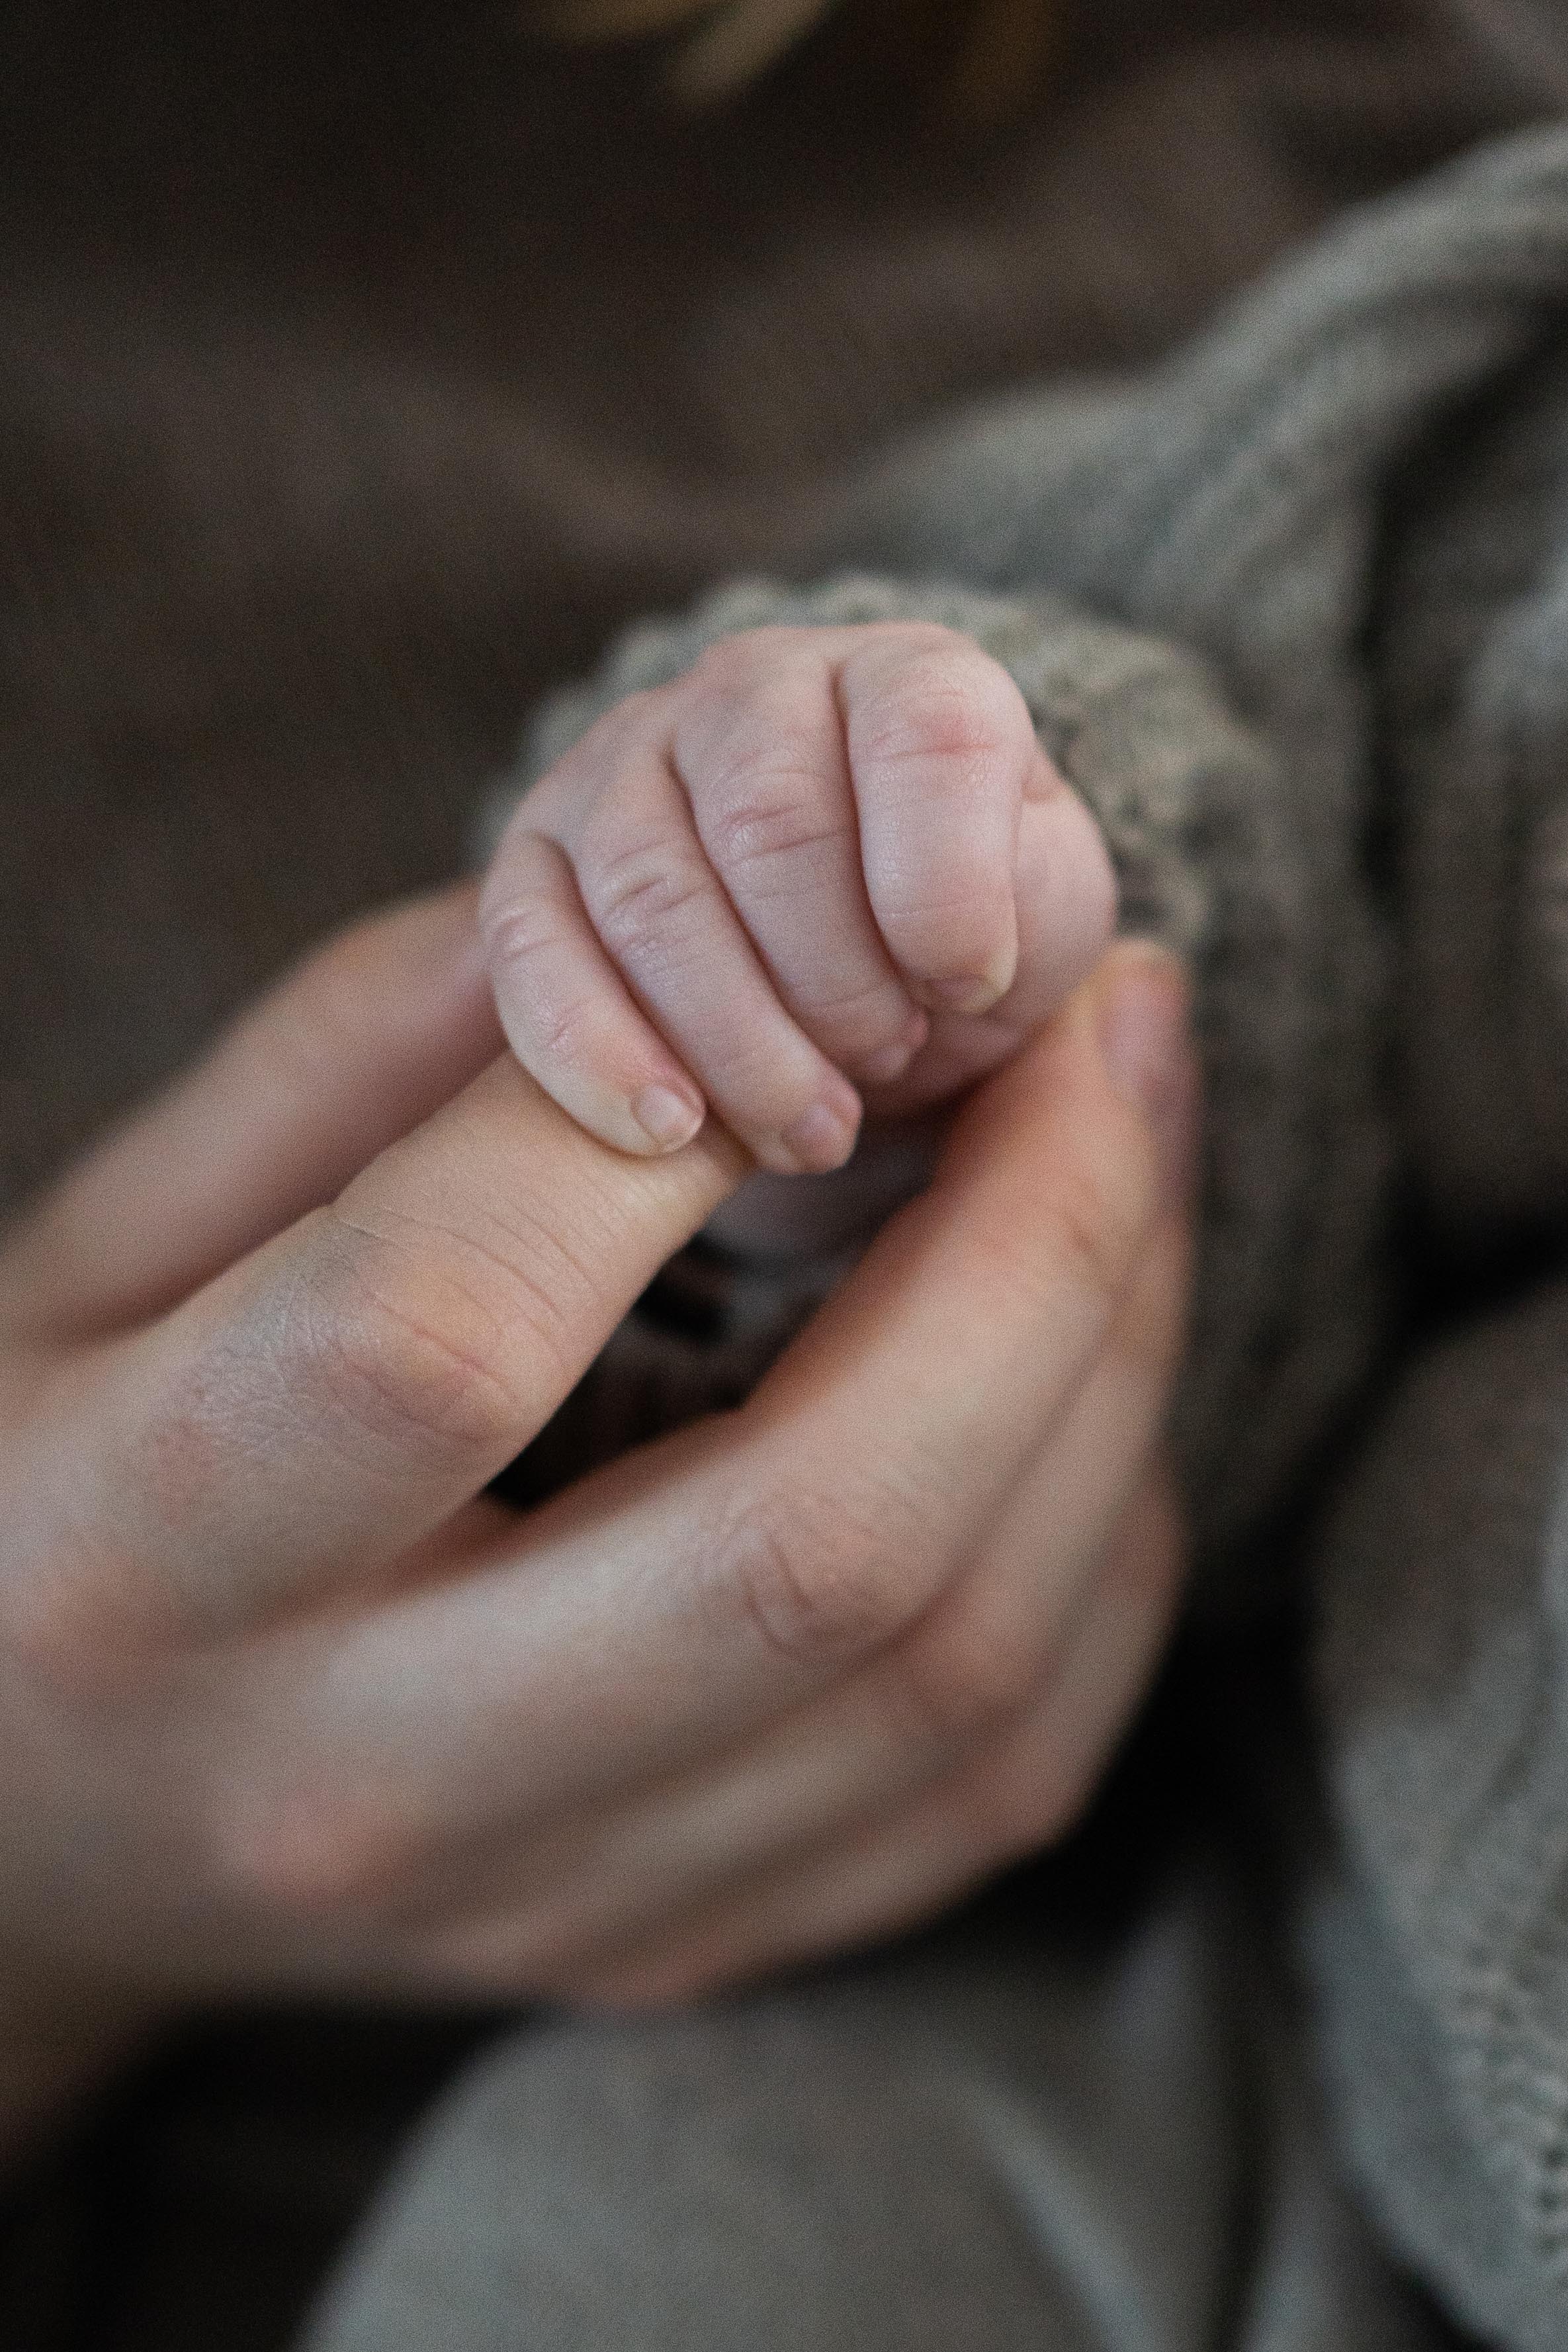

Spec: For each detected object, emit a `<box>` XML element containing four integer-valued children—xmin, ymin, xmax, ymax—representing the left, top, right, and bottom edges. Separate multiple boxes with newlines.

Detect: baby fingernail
<box><xmin>633</xmin><ymin>1083</ymin><xmax>705</xmax><ymax>1152</ymax></box>
<box><xmin>926</xmin><ymin>975</ymin><xmax>999</xmax><ymax>1017</ymax></box>
<box><xmin>781</xmin><ymin>1095</ymin><xmax>859</xmax><ymax>1171</ymax></box>
<box><xmin>922</xmin><ymin>944</ymin><xmax>1018</xmax><ymax>1019</ymax></box>
<box><xmin>861</xmin><ymin>1014</ymin><xmax>929</xmax><ymax>1085</ymax></box>
<box><xmin>862</xmin><ymin>1040</ymin><xmax>915</xmax><ymax>1084</ymax></box>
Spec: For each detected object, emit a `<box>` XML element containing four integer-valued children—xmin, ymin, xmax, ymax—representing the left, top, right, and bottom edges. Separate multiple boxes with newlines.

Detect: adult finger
<box><xmin>406</xmin><ymin>1461</ymin><xmax>1186</xmax><ymax>2003</ymax></box>
<box><xmin>3</xmin><ymin>1052</ymin><xmax>752</xmax><ymax>1669</ymax></box>
<box><xmin>563</xmin><ymin>1465</ymin><xmax>1188</xmax><ymax>2005</ymax></box>
<box><xmin>404</xmin><ymin>1195</ymin><xmax>1189</xmax><ymax>1979</ymax></box>
<box><xmin>0</xmin><ymin>883</ymin><xmax>502</xmax><ymax>1345</ymax></box>
<box><xmin>216</xmin><ymin>945</ymin><xmax>1191</xmax><ymax>1908</ymax></box>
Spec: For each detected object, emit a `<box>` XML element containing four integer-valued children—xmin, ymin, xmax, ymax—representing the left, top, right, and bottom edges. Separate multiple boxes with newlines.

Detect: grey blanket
<box><xmin>478</xmin><ymin>123</ymin><xmax>1568</xmax><ymax>2349</ymax></box>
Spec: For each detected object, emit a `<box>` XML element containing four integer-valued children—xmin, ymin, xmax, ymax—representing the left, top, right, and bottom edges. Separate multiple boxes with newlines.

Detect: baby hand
<box><xmin>480</xmin><ymin>623</ymin><xmax>1117</xmax><ymax>1172</ymax></box>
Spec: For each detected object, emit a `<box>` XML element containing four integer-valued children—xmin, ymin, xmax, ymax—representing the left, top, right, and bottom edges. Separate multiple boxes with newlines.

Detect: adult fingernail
<box><xmin>1096</xmin><ymin>940</ymin><xmax>1196</xmax><ymax>1206</ymax></box>
<box><xmin>633</xmin><ymin>1083</ymin><xmax>705</xmax><ymax>1152</ymax></box>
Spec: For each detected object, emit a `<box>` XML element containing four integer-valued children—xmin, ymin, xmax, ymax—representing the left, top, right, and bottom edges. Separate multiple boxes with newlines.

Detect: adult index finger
<box><xmin>5</xmin><ymin>1054</ymin><xmax>750</xmax><ymax>1673</ymax></box>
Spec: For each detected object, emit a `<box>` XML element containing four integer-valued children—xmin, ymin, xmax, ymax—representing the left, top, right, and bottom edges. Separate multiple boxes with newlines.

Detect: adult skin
<box><xmin>0</xmin><ymin>880</ymin><xmax>1193</xmax><ymax>2169</ymax></box>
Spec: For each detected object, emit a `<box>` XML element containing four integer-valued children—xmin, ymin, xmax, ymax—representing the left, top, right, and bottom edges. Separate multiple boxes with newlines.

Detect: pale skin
<box><xmin>480</xmin><ymin>621</ymin><xmax>1119</xmax><ymax>1173</ymax></box>
<box><xmin>0</xmin><ymin>626</ymin><xmax>1192</xmax><ymax>2175</ymax></box>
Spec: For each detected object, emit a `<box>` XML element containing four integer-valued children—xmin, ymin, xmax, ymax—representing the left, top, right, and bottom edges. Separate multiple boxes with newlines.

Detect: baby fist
<box><xmin>481</xmin><ymin>619</ymin><xmax>1116</xmax><ymax>1172</ymax></box>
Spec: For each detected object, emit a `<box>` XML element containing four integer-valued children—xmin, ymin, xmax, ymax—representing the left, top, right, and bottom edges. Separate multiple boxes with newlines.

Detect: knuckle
<box><xmin>529</xmin><ymin>987</ymin><xmax>609</xmax><ymax>1071</ymax></box>
<box><xmin>897</xmin><ymin>1613</ymin><xmax>1041</xmax><ymax>1748</ymax></box>
<box><xmin>324</xmin><ymin>1296</ymin><xmax>517</xmax><ymax>1465</ymax></box>
<box><xmin>852</xmin><ymin>641</ymin><xmax>1020</xmax><ymax>775</ymax></box>
<box><xmin>686</xmin><ymin>627</ymin><xmax>803</xmax><ymax>697</ymax></box>
<box><xmin>965</xmin><ymin>1146</ymin><xmax>1147</xmax><ymax>1334</ymax></box>
<box><xmin>0</xmin><ymin>1541</ymin><xmax>165</xmax><ymax>1696</ymax></box>
<box><xmin>584</xmin><ymin>838</ymin><xmax>714</xmax><ymax>970</ymax></box>
<box><xmin>482</xmin><ymin>902</ymin><xmax>610</xmax><ymax>1067</ymax></box>
<box><xmin>958</xmin><ymin>1748</ymin><xmax>1086</xmax><ymax>1860</ymax></box>
<box><xmin>702</xmin><ymin>769</ymin><xmax>846</xmax><ymax>878</ymax></box>
<box><xmin>479</xmin><ymin>890</ymin><xmax>564</xmax><ymax>981</ymax></box>
<box><xmin>302</xmin><ymin>1214</ymin><xmax>543</xmax><ymax>1470</ymax></box>
<box><xmin>713</xmin><ymin>1476</ymin><xmax>930</xmax><ymax>1670</ymax></box>
<box><xmin>220</xmin><ymin>1784</ymin><xmax>429</xmax><ymax>1922</ymax></box>
<box><xmin>1042</xmin><ymin>1151</ymin><xmax>1148</xmax><ymax>1315</ymax></box>
<box><xmin>679</xmin><ymin>676</ymin><xmax>843</xmax><ymax>876</ymax></box>
<box><xmin>478</xmin><ymin>913</ymin><xmax>608</xmax><ymax>1069</ymax></box>
<box><xmin>801</xmin><ymin>971</ymin><xmax>912</xmax><ymax>1056</ymax></box>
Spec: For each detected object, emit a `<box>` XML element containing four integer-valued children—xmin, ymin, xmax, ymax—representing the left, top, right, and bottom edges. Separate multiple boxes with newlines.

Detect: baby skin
<box><xmin>479</xmin><ymin>622</ymin><xmax>1119</xmax><ymax>1206</ymax></box>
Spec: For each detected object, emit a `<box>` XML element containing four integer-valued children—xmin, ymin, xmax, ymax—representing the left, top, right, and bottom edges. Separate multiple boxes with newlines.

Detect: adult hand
<box><xmin>0</xmin><ymin>882</ymin><xmax>1192</xmax><ymax>2164</ymax></box>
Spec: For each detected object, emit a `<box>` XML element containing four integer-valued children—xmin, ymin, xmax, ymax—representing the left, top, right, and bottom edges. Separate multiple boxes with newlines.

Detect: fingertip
<box><xmin>758</xmin><ymin>1081</ymin><xmax>863</xmax><ymax>1175</ymax></box>
<box><xmin>857</xmin><ymin>1008</ymin><xmax>930</xmax><ymax>1085</ymax></box>
<box><xmin>568</xmin><ymin>1077</ymin><xmax>707</xmax><ymax>1160</ymax></box>
<box><xmin>915</xmin><ymin>932</ymin><xmax>1019</xmax><ymax>1018</ymax></box>
<box><xmin>509</xmin><ymin>1052</ymin><xmax>707</xmax><ymax>1162</ymax></box>
<box><xmin>786</xmin><ymin>1101</ymin><xmax>860</xmax><ymax>1173</ymax></box>
<box><xmin>631</xmin><ymin>1083</ymin><xmax>708</xmax><ymax>1155</ymax></box>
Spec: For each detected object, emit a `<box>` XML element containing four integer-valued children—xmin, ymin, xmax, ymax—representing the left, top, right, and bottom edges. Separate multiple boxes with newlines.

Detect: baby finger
<box><xmin>480</xmin><ymin>829</ymin><xmax>708</xmax><ymax>1156</ymax></box>
<box><xmin>840</xmin><ymin>629</ymin><xmax>1031</xmax><ymax>1016</ymax></box>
